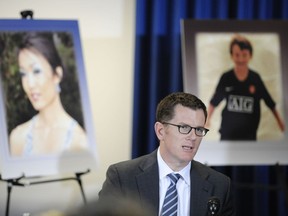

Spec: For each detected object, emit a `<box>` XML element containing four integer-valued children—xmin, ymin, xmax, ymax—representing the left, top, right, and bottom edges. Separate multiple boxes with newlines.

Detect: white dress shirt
<box><xmin>157</xmin><ymin>148</ymin><xmax>191</xmax><ymax>216</ymax></box>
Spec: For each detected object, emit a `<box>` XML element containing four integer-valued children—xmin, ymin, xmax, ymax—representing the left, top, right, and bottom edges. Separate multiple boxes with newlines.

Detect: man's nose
<box><xmin>186</xmin><ymin>128</ymin><xmax>197</xmax><ymax>140</ymax></box>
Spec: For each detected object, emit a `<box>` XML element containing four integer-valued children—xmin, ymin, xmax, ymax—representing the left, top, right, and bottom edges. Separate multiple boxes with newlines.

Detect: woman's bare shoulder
<box><xmin>10</xmin><ymin>120</ymin><xmax>32</xmax><ymax>147</ymax></box>
<box><xmin>10</xmin><ymin>121</ymin><xmax>31</xmax><ymax>137</ymax></box>
<box><xmin>71</xmin><ymin>123</ymin><xmax>88</xmax><ymax>150</ymax></box>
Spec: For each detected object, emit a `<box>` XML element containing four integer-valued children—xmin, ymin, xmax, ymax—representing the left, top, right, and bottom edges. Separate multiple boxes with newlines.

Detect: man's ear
<box><xmin>154</xmin><ymin>122</ymin><xmax>165</xmax><ymax>141</ymax></box>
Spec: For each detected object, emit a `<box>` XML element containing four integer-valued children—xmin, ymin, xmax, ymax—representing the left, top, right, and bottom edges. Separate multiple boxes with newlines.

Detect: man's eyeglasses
<box><xmin>162</xmin><ymin>122</ymin><xmax>209</xmax><ymax>137</ymax></box>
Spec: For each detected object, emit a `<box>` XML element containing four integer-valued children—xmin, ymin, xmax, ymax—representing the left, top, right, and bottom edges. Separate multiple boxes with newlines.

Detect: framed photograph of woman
<box><xmin>181</xmin><ymin>20</ymin><xmax>288</xmax><ymax>166</ymax></box>
<box><xmin>0</xmin><ymin>19</ymin><xmax>97</xmax><ymax>179</ymax></box>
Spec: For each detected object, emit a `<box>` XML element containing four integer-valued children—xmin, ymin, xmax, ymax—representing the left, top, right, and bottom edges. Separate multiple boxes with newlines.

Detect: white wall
<box><xmin>0</xmin><ymin>0</ymin><xmax>135</xmax><ymax>215</ymax></box>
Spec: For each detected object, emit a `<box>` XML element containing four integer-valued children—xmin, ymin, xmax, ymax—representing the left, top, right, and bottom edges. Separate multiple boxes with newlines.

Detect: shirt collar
<box><xmin>157</xmin><ymin>147</ymin><xmax>191</xmax><ymax>186</ymax></box>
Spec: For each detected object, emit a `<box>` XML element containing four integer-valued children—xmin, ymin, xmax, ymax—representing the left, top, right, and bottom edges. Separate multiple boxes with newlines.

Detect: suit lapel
<box><xmin>136</xmin><ymin>150</ymin><xmax>160</xmax><ymax>214</ymax></box>
<box><xmin>190</xmin><ymin>161</ymin><xmax>213</xmax><ymax>216</ymax></box>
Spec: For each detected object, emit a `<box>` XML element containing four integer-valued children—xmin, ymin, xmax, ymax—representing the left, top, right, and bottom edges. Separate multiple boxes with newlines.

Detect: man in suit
<box><xmin>99</xmin><ymin>92</ymin><xmax>235</xmax><ymax>216</ymax></box>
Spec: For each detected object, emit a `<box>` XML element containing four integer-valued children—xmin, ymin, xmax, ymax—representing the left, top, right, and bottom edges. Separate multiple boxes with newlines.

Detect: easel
<box><xmin>0</xmin><ymin>169</ymin><xmax>90</xmax><ymax>216</ymax></box>
<box><xmin>0</xmin><ymin>10</ymin><xmax>91</xmax><ymax>216</ymax></box>
<box><xmin>232</xmin><ymin>163</ymin><xmax>288</xmax><ymax>208</ymax></box>
<box><xmin>0</xmin><ymin>10</ymin><xmax>93</xmax><ymax>216</ymax></box>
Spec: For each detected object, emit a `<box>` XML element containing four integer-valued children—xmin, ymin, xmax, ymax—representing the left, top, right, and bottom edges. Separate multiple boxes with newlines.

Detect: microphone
<box><xmin>207</xmin><ymin>196</ymin><xmax>221</xmax><ymax>216</ymax></box>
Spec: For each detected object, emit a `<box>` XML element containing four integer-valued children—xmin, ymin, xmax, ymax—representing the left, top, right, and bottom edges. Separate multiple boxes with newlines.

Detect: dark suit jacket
<box><xmin>99</xmin><ymin>150</ymin><xmax>235</xmax><ymax>216</ymax></box>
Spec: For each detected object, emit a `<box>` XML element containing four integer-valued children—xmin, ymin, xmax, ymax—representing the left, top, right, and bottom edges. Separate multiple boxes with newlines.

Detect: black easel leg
<box><xmin>6</xmin><ymin>182</ymin><xmax>12</xmax><ymax>216</ymax></box>
<box><xmin>75</xmin><ymin>172</ymin><xmax>88</xmax><ymax>204</ymax></box>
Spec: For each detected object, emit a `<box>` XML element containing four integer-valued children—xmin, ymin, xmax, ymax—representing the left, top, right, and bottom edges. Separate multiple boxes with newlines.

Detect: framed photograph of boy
<box><xmin>181</xmin><ymin>20</ymin><xmax>288</xmax><ymax>166</ymax></box>
<box><xmin>0</xmin><ymin>19</ymin><xmax>97</xmax><ymax>179</ymax></box>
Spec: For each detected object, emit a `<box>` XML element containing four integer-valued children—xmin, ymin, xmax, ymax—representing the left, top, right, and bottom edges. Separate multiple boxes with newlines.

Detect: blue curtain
<box><xmin>132</xmin><ymin>0</ymin><xmax>288</xmax><ymax>215</ymax></box>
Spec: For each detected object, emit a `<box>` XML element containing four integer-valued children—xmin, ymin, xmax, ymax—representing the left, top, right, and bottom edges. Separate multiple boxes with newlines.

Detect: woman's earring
<box><xmin>56</xmin><ymin>84</ymin><xmax>61</xmax><ymax>93</ymax></box>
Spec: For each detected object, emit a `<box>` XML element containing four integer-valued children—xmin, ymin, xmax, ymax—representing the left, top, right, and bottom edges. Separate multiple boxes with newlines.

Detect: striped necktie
<box><xmin>161</xmin><ymin>173</ymin><xmax>181</xmax><ymax>216</ymax></box>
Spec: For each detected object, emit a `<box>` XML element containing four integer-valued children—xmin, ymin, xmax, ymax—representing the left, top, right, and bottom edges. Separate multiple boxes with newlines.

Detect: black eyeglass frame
<box><xmin>161</xmin><ymin>122</ymin><xmax>209</xmax><ymax>137</ymax></box>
